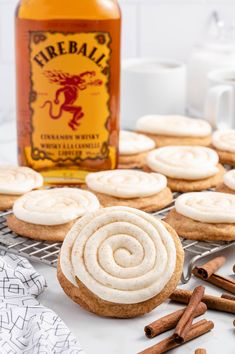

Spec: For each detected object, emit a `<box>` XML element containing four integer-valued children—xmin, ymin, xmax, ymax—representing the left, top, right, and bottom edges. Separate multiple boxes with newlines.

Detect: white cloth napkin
<box><xmin>0</xmin><ymin>251</ymin><xmax>84</xmax><ymax>354</ymax></box>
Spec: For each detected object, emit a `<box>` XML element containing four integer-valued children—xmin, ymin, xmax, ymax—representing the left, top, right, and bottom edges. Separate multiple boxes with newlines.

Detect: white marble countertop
<box><xmin>0</xmin><ymin>121</ymin><xmax>235</xmax><ymax>354</ymax></box>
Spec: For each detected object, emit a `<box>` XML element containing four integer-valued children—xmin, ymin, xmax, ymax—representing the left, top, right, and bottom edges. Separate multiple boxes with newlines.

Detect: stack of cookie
<box><xmin>2</xmin><ymin>115</ymin><xmax>235</xmax><ymax>320</ymax></box>
<box><xmin>115</xmin><ymin>116</ymin><xmax>225</xmax><ymax>194</ymax></box>
<box><xmin>0</xmin><ymin>164</ymin><xmax>185</xmax><ymax>319</ymax></box>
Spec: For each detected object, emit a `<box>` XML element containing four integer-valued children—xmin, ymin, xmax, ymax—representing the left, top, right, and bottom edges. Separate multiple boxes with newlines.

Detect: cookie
<box><xmin>118</xmin><ymin>151</ymin><xmax>149</xmax><ymax>169</ymax></box>
<box><xmin>84</xmin><ymin>169</ymin><xmax>173</xmax><ymax>212</ymax></box>
<box><xmin>136</xmin><ymin>115</ymin><xmax>212</xmax><ymax>147</ymax></box>
<box><xmin>165</xmin><ymin>192</ymin><xmax>235</xmax><ymax>241</ymax></box>
<box><xmin>0</xmin><ymin>194</ymin><xmax>19</xmax><ymax>211</ymax></box>
<box><xmin>6</xmin><ymin>188</ymin><xmax>100</xmax><ymax>242</ymax></box>
<box><xmin>165</xmin><ymin>209</ymin><xmax>235</xmax><ymax>241</ymax></box>
<box><xmin>58</xmin><ymin>206</ymin><xmax>184</xmax><ymax>318</ymax></box>
<box><xmin>167</xmin><ymin>164</ymin><xmax>225</xmax><ymax>192</ymax></box>
<box><xmin>146</xmin><ymin>146</ymin><xmax>224</xmax><ymax>192</ymax></box>
<box><xmin>0</xmin><ymin>166</ymin><xmax>43</xmax><ymax>210</ymax></box>
<box><xmin>216</xmin><ymin>183</ymin><xmax>235</xmax><ymax>195</ymax></box>
<box><xmin>82</xmin><ymin>185</ymin><xmax>173</xmax><ymax>212</ymax></box>
<box><xmin>7</xmin><ymin>214</ymin><xmax>75</xmax><ymax>242</ymax></box>
<box><xmin>214</xmin><ymin>149</ymin><xmax>235</xmax><ymax>166</ymax></box>
<box><xmin>212</xmin><ymin>130</ymin><xmax>235</xmax><ymax>166</ymax></box>
<box><xmin>139</xmin><ymin>133</ymin><xmax>211</xmax><ymax>148</ymax></box>
<box><xmin>216</xmin><ymin>169</ymin><xmax>235</xmax><ymax>195</ymax></box>
<box><xmin>118</xmin><ymin>130</ymin><xmax>155</xmax><ymax>169</ymax></box>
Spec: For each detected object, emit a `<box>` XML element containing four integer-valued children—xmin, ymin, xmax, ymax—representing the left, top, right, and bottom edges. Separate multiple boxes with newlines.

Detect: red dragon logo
<box><xmin>41</xmin><ymin>70</ymin><xmax>103</xmax><ymax>131</ymax></box>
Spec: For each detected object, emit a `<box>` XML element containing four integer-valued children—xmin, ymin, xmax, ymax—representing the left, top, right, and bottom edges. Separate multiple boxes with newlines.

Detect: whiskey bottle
<box><xmin>16</xmin><ymin>0</ymin><xmax>121</xmax><ymax>183</ymax></box>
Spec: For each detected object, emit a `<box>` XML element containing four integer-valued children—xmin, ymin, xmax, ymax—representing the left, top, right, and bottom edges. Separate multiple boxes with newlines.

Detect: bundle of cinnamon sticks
<box><xmin>140</xmin><ymin>286</ymin><xmax>213</xmax><ymax>354</ymax></box>
<box><xmin>144</xmin><ymin>302</ymin><xmax>207</xmax><ymax>339</ymax></box>
<box><xmin>139</xmin><ymin>257</ymin><xmax>235</xmax><ymax>353</ymax></box>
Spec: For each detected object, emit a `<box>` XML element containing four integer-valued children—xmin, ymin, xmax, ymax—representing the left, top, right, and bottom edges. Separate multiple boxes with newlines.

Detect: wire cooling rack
<box><xmin>0</xmin><ymin>193</ymin><xmax>234</xmax><ymax>283</ymax></box>
<box><xmin>0</xmin><ymin>211</ymin><xmax>60</xmax><ymax>267</ymax></box>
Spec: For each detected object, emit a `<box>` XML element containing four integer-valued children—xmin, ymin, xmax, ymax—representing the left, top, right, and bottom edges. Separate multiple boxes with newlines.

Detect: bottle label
<box><xmin>29</xmin><ymin>31</ymin><xmax>111</xmax><ymax>163</ymax></box>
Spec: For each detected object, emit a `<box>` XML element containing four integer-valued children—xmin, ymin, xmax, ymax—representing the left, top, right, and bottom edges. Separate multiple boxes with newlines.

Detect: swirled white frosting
<box><xmin>212</xmin><ymin>129</ymin><xmax>235</xmax><ymax>153</ymax></box>
<box><xmin>13</xmin><ymin>188</ymin><xmax>100</xmax><ymax>225</ymax></box>
<box><xmin>60</xmin><ymin>206</ymin><xmax>176</xmax><ymax>304</ymax></box>
<box><xmin>119</xmin><ymin>130</ymin><xmax>155</xmax><ymax>155</ymax></box>
<box><xmin>136</xmin><ymin>115</ymin><xmax>212</xmax><ymax>137</ymax></box>
<box><xmin>147</xmin><ymin>146</ymin><xmax>219</xmax><ymax>180</ymax></box>
<box><xmin>0</xmin><ymin>166</ymin><xmax>43</xmax><ymax>195</ymax></box>
<box><xmin>175</xmin><ymin>191</ymin><xmax>235</xmax><ymax>223</ymax></box>
<box><xmin>224</xmin><ymin>169</ymin><xmax>235</xmax><ymax>191</ymax></box>
<box><xmin>86</xmin><ymin>169</ymin><xmax>167</xmax><ymax>198</ymax></box>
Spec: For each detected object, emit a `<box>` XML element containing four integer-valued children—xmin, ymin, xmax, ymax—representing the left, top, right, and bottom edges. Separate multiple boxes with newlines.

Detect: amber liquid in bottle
<box><xmin>16</xmin><ymin>0</ymin><xmax>121</xmax><ymax>184</ymax></box>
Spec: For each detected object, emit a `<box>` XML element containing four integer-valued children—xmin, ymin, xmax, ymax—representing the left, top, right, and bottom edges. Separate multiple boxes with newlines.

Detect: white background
<box><xmin>0</xmin><ymin>2</ymin><xmax>235</xmax><ymax>353</ymax></box>
<box><xmin>1</xmin><ymin>0</ymin><xmax>235</xmax><ymax>123</ymax></box>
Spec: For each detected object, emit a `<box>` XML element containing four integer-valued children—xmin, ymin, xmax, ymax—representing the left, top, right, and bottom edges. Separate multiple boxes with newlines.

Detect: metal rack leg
<box><xmin>181</xmin><ymin>254</ymin><xmax>205</xmax><ymax>284</ymax></box>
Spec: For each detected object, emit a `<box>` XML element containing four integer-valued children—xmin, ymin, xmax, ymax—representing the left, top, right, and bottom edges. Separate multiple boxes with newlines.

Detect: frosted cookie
<box><xmin>165</xmin><ymin>192</ymin><xmax>235</xmax><ymax>241</ymax></box>
<box><xmin>212</xmin><ymin>129</ymin><xmax>235</xmax><ymax>166</ymax></box>
<box><xmin>0</xmin><ymin>166</ymin><xmax>43</xmax><ymax>211</ymax></box>
<box><xmin>83</xmin><ymin>169</ymin><xmax>173</xmax><ymax>212</ymax></box>
<box><xmin>136</xmin><ymin>115</ymin><xmax>212</xmax><ymax>147</ymax></box>
<box><xmin>118</xmin><ymin>130</ymin><xmax>155</xmax><ymax>169</ymax></box>
<box><xmin>57</xmin><ymin>206</ymin><xmax>184</xmax><ymax>318</ymax></box>
<box><xmin>216</xmin><ymin>169</ymin><xmax>235</xmax><ymax>195</ymax></box>
<box><xmin>7</xmin><ymin>188</ymin><xmax>100</xmax><ymax>242</ymax></box>
<box><xmin>146</xmin><ymin>146</ymin><xmax>225</xmax><ymax>192</ymax></box>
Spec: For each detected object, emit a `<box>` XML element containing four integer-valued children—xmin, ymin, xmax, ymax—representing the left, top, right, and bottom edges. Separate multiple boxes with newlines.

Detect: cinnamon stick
<box><xmin>192</xmin><ymin>269</ymin><xmax>235</xmax><ymax>294</ymax></box>
<box><xmin>195</xmin><ymin>349</ymin><xmax>206</xmax><ymax>354</ymax></box>
<box><xmin>221</xmin><ymin>293</ymin><xmax>235</xmax><ymax>302</ymax></box>
<box><xmin>144</xmin><ymin>302</ymin><xmax>207</xmax><ymax>338</ymax></box>
<box><xmin>170</xmin><ymin>289</ymin><xmax>235</xmax><ymax>314</ymax></box>
<box><xmin>194</xmin><ymin>256</ymin><xmax>226</xmax><ymax>279</ymax></box>
<box><xmin>233</xmin><ymin>264</ymin><xmax>235</xmax><ymax>273</ymax></box>
<box><xmin>139</xmin><ymin>320</ymin><xmax>214</xmax><ymax>354</ymax></box>
<box><xmin>174</xmin><ymin>286</ymin><xmax>205</xmax><ymax>343</ymax></box>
